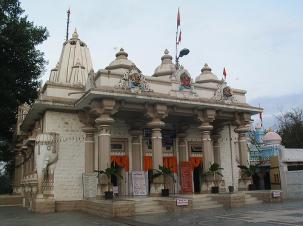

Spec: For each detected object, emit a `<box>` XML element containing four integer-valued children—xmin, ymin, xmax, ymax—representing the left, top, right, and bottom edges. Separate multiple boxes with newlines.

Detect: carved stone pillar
<box><xmin>234</xmin><ymin>113</ymin><xmax>251</xmax><ymax>166</ymax></box>
<box><xmin>90</xmin><ymin>99</ymin><xmax>119</xmax><ymax>171</ymax></box>
<box><xmin>197</xmin><ymin>109</ymin><xmax>216</xmax><ymax>173</ymax></box>
<box><xmin>79</xmin><ymin>111</ymin><xmax>96</xmax><ymax>173</ymax></box>
<box><xmin>146</xmin><ymin>104</ymin><xmax>168</xmax><ymax>170</ymax></box>
<box><xmin>213</xmin><ymin>134</ymin><xmax>221</xmax><ymax>164</ymax></box>
<box><xmin>82</xmin><ymin>127</ymin><xmax>96</xmax><ymax>173</ymax></box>
<box><xmin>95</xmin><ymin>114</ymin><xmax>114</xmax><ymax>171</ymax></box>
<box><xmin>235</xmin><ymin>127</ymin><xmax>250</xmax><ymax>165</ymax></box>
<box><xmin>146</xmin><ymin>104</ymin><xmax>168</xmax><ymax>195</ymax></box>
<box><xmin>234</xmin><ymin>113</ymin><xmax>251</xmax><ymax>191</ymax></box>
<box><xmin>130</xmin><ymin>129</ymin><xmax>142</xmax><ymax>171</ymax></box>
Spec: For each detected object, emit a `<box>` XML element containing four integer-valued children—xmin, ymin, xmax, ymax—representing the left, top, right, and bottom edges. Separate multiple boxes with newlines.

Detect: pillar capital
<box><xmin>89</xmin><ymin>99</ymin><xmax>119</xmax><ymax>118</ymax></box>
<box><xmin>198</xmin><ymin>122</ymin><xmax>213</xmax><ymax>132</ymax></box>
<box><xmin>195</xmin><ymin>109</ymin><xmax>216</xmax><ymax>123</ymax></box>
<box><xmin>95</xmin><ymin>114</ymin><xmax>115</xmax><ymax>127</ymax></box>
<box><xmin>233</xmin><ymin>112</ymin><xmax>251</xmax><ymax>126</ymax></box>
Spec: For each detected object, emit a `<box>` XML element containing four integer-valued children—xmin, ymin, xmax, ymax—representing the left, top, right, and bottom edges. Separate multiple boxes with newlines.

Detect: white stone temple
<box><xmin>13</xmin><ymin>30</ymin><xmax>262</xmax><ymax>212</ymax></box>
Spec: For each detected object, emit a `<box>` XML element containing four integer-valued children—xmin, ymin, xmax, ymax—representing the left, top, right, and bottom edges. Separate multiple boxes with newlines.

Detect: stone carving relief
<box><xmin>85</xmin><ymin>69</ymin><xmax>96</xmax><ymax>91</ymax></box>
<box><xmin>213</xmin><ymin>79</ymin><xmax>237</xmax><ymax>104</ymax></box>
<box><xmin>116</xmin><ymin>64</ymin><xmax>153</xmax><ymax>93</ymax></box>
<box><xmin>175</xmin><ymin>66</ymin><xmax>192</xmax><ymax>91</ymax></box>
<box><xmin>34</xmin><ymin>133</ymin><xmax>59</xmax><ymax>195</ymax></box>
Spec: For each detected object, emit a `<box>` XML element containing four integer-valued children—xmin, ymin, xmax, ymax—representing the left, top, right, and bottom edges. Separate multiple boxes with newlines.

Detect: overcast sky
<box><xmin>21</xmin><ymin>0</ymin><xmax>303</xmax><ymax>127</ymax></box>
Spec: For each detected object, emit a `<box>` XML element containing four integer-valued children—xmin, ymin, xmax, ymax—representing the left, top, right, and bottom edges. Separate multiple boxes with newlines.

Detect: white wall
<box><xmin>44</xmin><ymin>111</ymin><xmax>85</xmax><ymax>200</ymax></box>
<box><xmin>219</xmin><ymin>124</ymin><xmax>240</xmax><ymax>190</ymax></box>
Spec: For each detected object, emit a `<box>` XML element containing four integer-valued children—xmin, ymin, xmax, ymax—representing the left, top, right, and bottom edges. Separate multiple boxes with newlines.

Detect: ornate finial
<box><xmin>201</xmin><ymin>63</ymin><xmax>211</xmax><ymax>73</ymax></box>
<box><xmin>164</xmin><ymin>49</ymin><xmax>169</xmax><ymax>54</ymax></box>
<box><xmin>116</xmin><ymin>48</ymin><xmax>128</xmax><ymax>58</ymax></box>
<box><xmin>72</xmin><ymin>28</ymin><xmax>78</xmax><ymax>39</ymax></box>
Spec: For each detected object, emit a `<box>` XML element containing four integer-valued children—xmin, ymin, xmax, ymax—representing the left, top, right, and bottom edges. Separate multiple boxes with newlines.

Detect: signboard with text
<box><xmin>176</xmin><ymin>198</ymin><xmax>189</xmax><ymax>206</ymax></box>
<box><xmin>181</xmin><ymin>161</ymin><xmax>193</xmax><ymax>194</ymax></box>
<box><xmin>82</xmin><ymin>172</ymin><xmax>98</xmax><ymax>198</ymax></box>
<box><xmin>132</xmin><ymin>171</ymin><xmax>147</xmax><ymax>196</ymax></box>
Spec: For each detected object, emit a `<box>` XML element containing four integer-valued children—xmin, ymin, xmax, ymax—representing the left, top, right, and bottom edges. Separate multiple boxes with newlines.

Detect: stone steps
<box><xmin>191</xmin><ymin>195</ymin><xmax>223</xmax><ymax>210</ymax></box>
<box><xmin>0</xmin><ymin>195</ymin><xmax>23</xmax><ymax>206</ymax></box>
<box><xmin>133</xmin><ymin>198</ymin><xmax>167</xmax><ymax>215</ymax></box>
<box><xmin>244</xmin><ymin>194</ymin><xmax>263</xmax><ymax>205</ymax></box>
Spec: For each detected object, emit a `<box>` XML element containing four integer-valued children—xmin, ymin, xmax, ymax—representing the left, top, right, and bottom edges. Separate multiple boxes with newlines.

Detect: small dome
<box><xmin>263</xmin><ymin>131</ymin><xmax>282</xmax><ymax>145</ymax></box>
<box><xmin>153</xmin><ymin>49</ymin><xmax>176</xmax><ymax>77</ymax></box>
<box><xmin>195</xmin><ymin>63</ymin><xmax>219</xmax><ymax>83</ymax></box>
<box><xmin>106</xmin><ymin>48</ymin><xmax>135</xmax><ymax>71</ymax></box>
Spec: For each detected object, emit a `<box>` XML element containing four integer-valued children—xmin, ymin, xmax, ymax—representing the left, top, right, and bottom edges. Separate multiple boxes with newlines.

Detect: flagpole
<box><xmin>175</xmin><ymin>28</ymin><xmax>178</xmax><ymax>69</ymax></box>
<box><xmin>175</xmin><ymin>8</ymin><xmax>180</xmax><ymax>69</ymax></box>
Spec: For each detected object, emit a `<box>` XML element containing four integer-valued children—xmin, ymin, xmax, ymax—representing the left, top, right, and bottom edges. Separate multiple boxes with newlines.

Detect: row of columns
<box><xmin>80</xmin><ymin>99</ymin><xmax>251</xmax><ymax>189</ymax></box>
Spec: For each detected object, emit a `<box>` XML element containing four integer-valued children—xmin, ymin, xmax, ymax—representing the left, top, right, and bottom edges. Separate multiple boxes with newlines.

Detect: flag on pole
<box><xmin>223</xmin><ymin>67</ymin><xmax>227</xmax><ymax>80</ymax></box>
<box><xmin>177</xmin><ymin>8</ymin><xmax>181</xmax><ymax>27</ymax></box>
<box><xmin>177</xmin><ymin>30</ymin><xmax>182</xmax><ymax>44</ymax></box>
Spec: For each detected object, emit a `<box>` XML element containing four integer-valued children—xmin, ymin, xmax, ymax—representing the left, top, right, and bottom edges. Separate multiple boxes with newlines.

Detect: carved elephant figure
<box><xmin>34</xmin><ymin>133</ymin><xmax>59</xmax><ymax>195</ymax></box>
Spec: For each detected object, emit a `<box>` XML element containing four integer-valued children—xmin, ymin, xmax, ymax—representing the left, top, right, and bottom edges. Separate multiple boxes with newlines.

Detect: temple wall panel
<box><xmin>43</xmin><ymin>111</ymin><xmax>85</xmax><ymax>200</ymax></box>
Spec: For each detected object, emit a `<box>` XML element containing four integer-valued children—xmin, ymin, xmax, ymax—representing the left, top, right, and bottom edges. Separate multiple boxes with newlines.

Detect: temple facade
<box><xmin>13</xmin><ymin>30</ymin><xmax>261</xmax><ymax>208</ymax></box>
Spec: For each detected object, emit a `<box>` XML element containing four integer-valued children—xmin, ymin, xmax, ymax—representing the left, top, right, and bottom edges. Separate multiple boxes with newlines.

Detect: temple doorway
<box><xmin>193</xmin><ymin>164</ymin><xmax>203</xmax><ymax>193</ymax></box>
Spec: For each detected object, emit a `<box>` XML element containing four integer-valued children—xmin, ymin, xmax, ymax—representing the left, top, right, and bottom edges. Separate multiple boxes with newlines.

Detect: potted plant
<box><xmin>204</xmin><ymin>163</ymin><xmax>224</xmax><ymax>193</ymax></box>
<box><xmin>152</xmin><ymin>165</ymin><xmax>176</xmax><ymax>197</ymax></box>
<box><xmin>238</xmin><ymin>164</ymin><xmax>257</xmax><ymax>190</ymax></box>
<box><xmin>95</xmin><ymin>166</ymin><xmax>123</xmax><ymax>199</ymax></box>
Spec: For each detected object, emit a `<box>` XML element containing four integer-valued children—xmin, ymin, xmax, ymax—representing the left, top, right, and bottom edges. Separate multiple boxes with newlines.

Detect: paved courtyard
<box><xmin>1</xmin><ymin>200</ymin><xmax>303</xmax><ymax>226</ymax></box>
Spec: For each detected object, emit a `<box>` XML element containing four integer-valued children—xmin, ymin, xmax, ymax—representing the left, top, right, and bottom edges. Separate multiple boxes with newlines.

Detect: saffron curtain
<box><xmin>111</xmin><ymin>156</ymin><xmax>129</xmax><ymax>171</ymax></box>
<box><xmin>190</xmin><ymin>157</ymin><xmax>203</xmax><ymax>170</ymax></box>
<box><xmin>163</xmin><ymin>156</ymin><xmax>178</xmax><ymax>173</ymax></box>
<box><xmin>144</xmin><ymin>156</ymin><xmax>153</xmax><ymax>171</ymax></box>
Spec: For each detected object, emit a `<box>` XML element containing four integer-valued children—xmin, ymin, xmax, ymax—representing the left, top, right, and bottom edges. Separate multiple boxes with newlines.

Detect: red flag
<box><xmin>178</xmin><ymin>30</ymin><xmax>182</xmax><ymax>44</ymax></box>
<box><xmin>177</xmin><ymin>8</ymin><xmax>180</xmax><ymax>27</ymax></box>
<box><xmin>223</xmin><ymin>67</ymin><xmax>227</xmax><ymax>80</ymax></box>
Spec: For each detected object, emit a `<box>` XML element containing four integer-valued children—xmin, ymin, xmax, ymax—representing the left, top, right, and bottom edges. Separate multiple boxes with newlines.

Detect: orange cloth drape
<box><xmin>111</xmin><ymin>156</ymin><xmax>129</xmax><ymax>171</ymax></box>
<box><xmin>190</xmin><ymin>157</ymin><xmax>203</xmax><ymax>170</ymax></box>
<box><xmin>163</xmin><ymin>156</ymin><xmax>178</xmax><ymax>173</ymax></box>
<box><xmin>144</xmin><ymin>156</ymin><xmax>153</xmax><ymax>171</ymax></box>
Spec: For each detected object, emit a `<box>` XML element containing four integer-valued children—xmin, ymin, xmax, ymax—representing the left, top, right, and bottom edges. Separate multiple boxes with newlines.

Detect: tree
<box><xmin>0</xmin><ymin>0</ymin><xmax>48</xmax><ymax>174</ymax></box>
<box><xmin>276</xmin><ymin>108</ymin><xmax>303</xmax><ymax>148</ymax></box>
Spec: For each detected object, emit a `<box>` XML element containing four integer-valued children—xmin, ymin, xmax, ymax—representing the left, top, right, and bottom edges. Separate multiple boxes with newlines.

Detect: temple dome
<box><xmin>105</xmin><ymin>48</ymin><xmax>135</xmax><ymax>71</ymax></box>
<box><xmin>153</xmin><ymin>49</ymin><xmax>176</xmax><ymax>77</ymax></box>
<box><xmin>195</xmin><ymin>63</ymin><xmax>219</xmax><ymax>83</ymax></box>
<box><xmin>263</xmin><ymin>131</ymin><xmax>282</xmax><ymax>145</ymax></box>
<box><xmin>48</xmin><ymin>29</ymin><xmax>93</xmax><ymax>86</ymax></box>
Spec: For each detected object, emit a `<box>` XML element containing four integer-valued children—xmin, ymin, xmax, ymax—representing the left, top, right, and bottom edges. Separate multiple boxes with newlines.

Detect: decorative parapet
<box><xmin>115</xmin><ymin>64</ymin><xmax>153</xmax><ymax>93</ymax></box>
<box><xmin>213</xmin><ymin>79</ymin><xmax>237</xmax><ymax>104</ymax></box>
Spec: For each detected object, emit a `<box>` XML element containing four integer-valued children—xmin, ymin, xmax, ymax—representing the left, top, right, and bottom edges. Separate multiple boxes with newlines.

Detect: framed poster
<box><xmin>132</xmin><ymin>171</ymin><xmax>147</xmax><ymax>196</ymax></box>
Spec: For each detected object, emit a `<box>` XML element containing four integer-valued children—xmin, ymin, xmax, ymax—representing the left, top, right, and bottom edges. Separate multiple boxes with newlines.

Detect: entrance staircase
<box><xmin>191</xmin><ymin>194</ymin><xmax>223</xmax><ymax>210</ymax></box>
<box><xmin>244</xmin><ymin>193</ymin><xmax>263</xmax><ymax>205</ymax></box>
<box><xmin>132</xmin><ymin>197</ymin><xmax>167</xmax><ymax>215</ymax></box>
